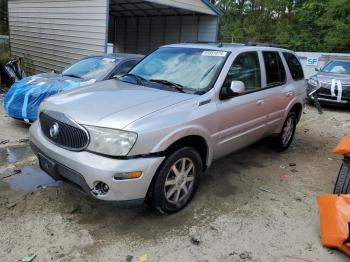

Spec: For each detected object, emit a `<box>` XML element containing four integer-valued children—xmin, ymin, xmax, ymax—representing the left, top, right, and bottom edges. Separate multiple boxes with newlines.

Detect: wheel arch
<box><xmin>152</xmin><ymin>126</ymin><xmax>213</xmax><ymax>170</ymax></box>
<box><xmin>289</xmin><ymin>102</ymin><xmax>303</xmax><ymax>123</ymax></box>
<box><xmin>163</xmin><ymin>135</ymin><xmax>210</xmax><ymax>170</ymax></box>
<box><xmin>274</xmin><ymin>101</ymin><xmax>304</xmax><ymax>135</ymax></box>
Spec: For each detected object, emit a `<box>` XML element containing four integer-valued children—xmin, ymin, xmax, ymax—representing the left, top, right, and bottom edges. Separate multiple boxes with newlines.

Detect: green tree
<box><xmin>215</xmin><ymin>0</ymin><xmax>350</xmax><ymax>52</ymax></box>
<box><xmin>0</xmin><ymin>0</ymin><xmax>8</xmax><ymax>35</ymax></box>
<box><xmin>317</xmin><ymin>0</ymin><xmax>350</xmax><ymax>52</ymax></box>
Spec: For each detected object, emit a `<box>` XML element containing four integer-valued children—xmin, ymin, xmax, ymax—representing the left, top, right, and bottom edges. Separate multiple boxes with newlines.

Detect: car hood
<box><xmin>10</xmin><ymin>73</ymin><xmax>96</xmax><ymax>91</ymax></box>
<box><xmin>4</xmin><ymin>73</ymin><xmax>97</xmax><ymax>103</ymax></box>
<box><xmin>3</xmin><ymin>73</ymin><xmax>97</xmax><ymax>121</ymax></box>
<box><xmin>43</xmin><ymin>79</ymin><xmax>196</xmax><ymax>129</ymax></box>
<box><xmin>312</xmin><ymin>72</ymin><xmax>350</xmax><ymax>86</ymax></box>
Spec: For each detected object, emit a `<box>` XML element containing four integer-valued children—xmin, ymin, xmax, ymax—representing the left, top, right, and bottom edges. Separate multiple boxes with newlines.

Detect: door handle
<box><xmin>257</xmin><ymin>99</ymin><xmax>264</xmax><ymax>106</ymax></box>
<box><xmin>286</xmin><ymin>91</ymin><xmax>294</xmax><ymax>97</ymax></box>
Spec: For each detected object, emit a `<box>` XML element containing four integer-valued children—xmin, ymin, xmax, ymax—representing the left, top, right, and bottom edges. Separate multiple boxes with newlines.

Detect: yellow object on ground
<box><xmin>138</xmin><ymin>254</ymin><xmax>148</xmax><ymax>262</ymax></box>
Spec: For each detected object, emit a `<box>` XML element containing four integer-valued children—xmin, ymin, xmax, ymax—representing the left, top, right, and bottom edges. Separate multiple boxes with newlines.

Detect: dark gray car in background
<box><xmin>307</xmin><ymin>60</ymin><xmax>350</xmax><ymax>106</ymax></box>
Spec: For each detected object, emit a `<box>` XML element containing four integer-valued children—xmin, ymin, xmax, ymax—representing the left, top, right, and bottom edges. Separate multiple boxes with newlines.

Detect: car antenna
<box><xmin>217</xmin><ymin>42</ymin><xmax>223</xmax><ymax>48</ymax></box>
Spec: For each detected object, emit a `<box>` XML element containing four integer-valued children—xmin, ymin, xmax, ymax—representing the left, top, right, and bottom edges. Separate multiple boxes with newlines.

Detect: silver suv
<box><xmin>30</xmin><ymin>43</ymin><xmax>306</xmax><ymax>213</ymax></box>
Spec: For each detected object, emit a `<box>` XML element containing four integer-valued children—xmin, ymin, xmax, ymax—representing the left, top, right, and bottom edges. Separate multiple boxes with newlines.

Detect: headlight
<box><xmin>85</xmin><ymin>125</ymin><xmax>137</xmax><ymax>156</ymax></box>
<box><xmin>308</xmin><ymin>78</ymin><xmax>318</xmax><ymax>86</ymax></box>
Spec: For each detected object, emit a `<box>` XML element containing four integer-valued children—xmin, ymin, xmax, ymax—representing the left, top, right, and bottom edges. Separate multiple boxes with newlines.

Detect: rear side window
<box><xmin>283</xmin><ymin>52</ymin><xmax>304</xmax><ymax>80</ymax></box>
<box><xmin>263</xmin><ymin>51</ymin><xmax>286</xmax><ymax>87</ymax></box>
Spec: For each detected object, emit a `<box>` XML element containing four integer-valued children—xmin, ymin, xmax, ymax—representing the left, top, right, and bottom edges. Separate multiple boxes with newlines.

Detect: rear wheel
<box><xmin>271</xmin><ymin>112</ymin><xmax>297</xmax><ymax>151</ymax></box>
<box><xmin>334</xmin><ymin>158</ymin><xmax>350</xmax><ymax>194</ymax></box>
<box><xmin>148</xmin><ymin>147</ymin><xmax>202</xmax><ymax>214</ymax></box>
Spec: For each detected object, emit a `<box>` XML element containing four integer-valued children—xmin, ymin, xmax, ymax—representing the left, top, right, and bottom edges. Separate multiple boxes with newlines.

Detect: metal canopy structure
<box><xmin>8</xmin><ymin>0</ymin><xmax>221</xmax><ymax>73</ymax></box>
<box><xmin>109</xmin><ymin>0</ymin><xmax>221</xmax><ymax>17</ymax></box>
<box><xmin>108</xmin><ymin>0</ymin><xmax>221</xmax><ymax>54</ymax></box>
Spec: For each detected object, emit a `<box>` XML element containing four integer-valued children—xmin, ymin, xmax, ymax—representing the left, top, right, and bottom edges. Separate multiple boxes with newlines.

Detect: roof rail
<box><xmin>244</xmin><ymin>42</ymin><xmax>289</xmax><ymax>49</ymax></box>
<box><xmin>183</xmin><ymin>41</ymin><xmax>218</xmax><ymax>44</ymax></box>
<box><xmin>182</xmin><ymin>41</ymin><xmax>226</xmax><ymax>48</ymax></box>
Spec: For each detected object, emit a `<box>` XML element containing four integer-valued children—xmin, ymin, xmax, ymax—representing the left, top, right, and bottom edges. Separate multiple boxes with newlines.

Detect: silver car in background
<box><xmin>307</xmin><ymin>60</ymin><xmax>350</xmax><ymax>106</ymax></box>
<box><xmin>30</xmin><ymin>43</ymin><xmax>306</xmax><ymax>214</ymax></box>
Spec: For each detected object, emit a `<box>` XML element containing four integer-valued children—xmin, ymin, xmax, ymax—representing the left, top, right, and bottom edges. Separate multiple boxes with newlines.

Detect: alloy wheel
<box><xmin>164</xmin><ymin>157</ymin><xmax>195</xmax><ymax>204</ymax></box>
<box><xmin>282</xmin><ymin>117</ymin><xmax>294</xmax><ymax>147</ymax></box>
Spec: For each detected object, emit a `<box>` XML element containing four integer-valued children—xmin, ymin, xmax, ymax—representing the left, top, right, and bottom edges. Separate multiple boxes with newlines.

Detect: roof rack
<box><xmin>183</xmin><ymin>41</ymin><xmax>218</xmax><ymax>45</ymax></box>
<box><xmin>244</xmin><ymin>42</ymin><xmax>289</xmax><ymax>49</ymax></box>
<box><xmin>182</xmin><ymin>41</ymin><xmax>226</xmax><ymax>48</ymax></box>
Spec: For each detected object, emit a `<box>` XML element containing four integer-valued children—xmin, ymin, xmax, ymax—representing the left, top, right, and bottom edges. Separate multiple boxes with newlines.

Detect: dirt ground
<box><xmin>0</xmin><ymin>94</ymin><xmax>349</xmax><ymax>262</ymax></box>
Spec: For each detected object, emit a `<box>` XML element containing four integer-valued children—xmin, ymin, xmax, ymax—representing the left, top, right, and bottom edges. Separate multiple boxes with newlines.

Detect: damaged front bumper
<box><xmin>307</xmin><ymin>83</ymin><xmax>350</xmax><ymax>106</ymax></box>
<box><xmin>29</xmin><ymin>121</ymin><xmax>165</xmax><ymax>203</ymax></box>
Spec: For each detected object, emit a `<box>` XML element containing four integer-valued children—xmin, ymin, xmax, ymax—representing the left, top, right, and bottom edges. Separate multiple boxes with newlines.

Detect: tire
<box><xmin>334</xmin><ymin>160</ymin><xmax>350</xmax><ymax>194</ymax></box>
<box><xmin>148</xmin><ymin>147</ymin><xmax>202</xmax><ymax>214</ymax></box>
<box><xmin>271</xmin><ymin>112</ymin><xmax>297</xmax><ymax>152</ymax></box>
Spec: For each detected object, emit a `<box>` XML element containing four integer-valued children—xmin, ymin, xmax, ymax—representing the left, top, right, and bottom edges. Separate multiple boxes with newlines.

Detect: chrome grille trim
<box><xmin>39</xmin><ymin>110</ymin><xmax>90</xmax><ymax>151</ymax></box>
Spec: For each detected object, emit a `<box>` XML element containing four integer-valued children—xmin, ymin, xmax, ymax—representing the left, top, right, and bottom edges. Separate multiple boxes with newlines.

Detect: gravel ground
<box><xmin>0</xmin><ymin>96</ymin><xmax>349</xmax><ymax>262</ymax></box>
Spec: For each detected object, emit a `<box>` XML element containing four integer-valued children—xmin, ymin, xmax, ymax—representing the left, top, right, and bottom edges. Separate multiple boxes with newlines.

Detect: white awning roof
<box><xmin>109</xmin><ymin>0</ymin><xmax>222</xmax><ymax>17</ymax></box>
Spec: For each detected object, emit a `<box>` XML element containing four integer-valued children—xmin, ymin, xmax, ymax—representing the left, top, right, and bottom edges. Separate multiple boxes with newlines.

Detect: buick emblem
<box><xmin>49</xmin><ymin>122</ymin><xmax>59</xmax><ymax>139</ymax></box>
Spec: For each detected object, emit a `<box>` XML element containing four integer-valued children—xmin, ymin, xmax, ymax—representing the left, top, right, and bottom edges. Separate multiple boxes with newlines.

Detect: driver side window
<box><xmin>223</xmin><ymin>52</ymin><xmax>261</xmax><ymax>92</ymax></box>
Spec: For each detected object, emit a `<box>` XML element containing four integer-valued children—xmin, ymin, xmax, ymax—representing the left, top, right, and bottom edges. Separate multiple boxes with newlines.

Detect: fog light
<box><xmin>91</xmin><ymin>181</ymin><xmax>109</xmax><ymax>196</ymax></box>
<box><xmin>114</xmin><ymin>171</ymin><xmax>142</xmax><ymax>180</ymax></box>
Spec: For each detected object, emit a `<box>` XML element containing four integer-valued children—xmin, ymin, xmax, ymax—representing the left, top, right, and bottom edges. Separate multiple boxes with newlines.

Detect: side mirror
<box><xmin>315</xmin><ymin>67</ymin><xmax>320</xmax><ymax>72</ymax></box>
<box><xmin>230</xmin><ymin>80</ymin><xmax>245</xmax><ymax>95</ymax></box>
<box><xmin>53</xmin><ymin>69</ymin><xmax>62</xmax><ymax>74</ymax></box>
<box><xmin>220</xmin><ymin>80</ymin><xmax>246</xmax><ymax>100</ymax></box>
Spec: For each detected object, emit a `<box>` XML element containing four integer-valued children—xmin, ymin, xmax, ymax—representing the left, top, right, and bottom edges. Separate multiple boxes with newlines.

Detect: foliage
<box><xmin>0</xmin><ymin>0</ymin><xmax>8</xmax><ymax>35</ymax></box>
<box><xmin>215</xmin><ymin>0</ymin><xmax>350</xmax><ymax>52</ymax></box>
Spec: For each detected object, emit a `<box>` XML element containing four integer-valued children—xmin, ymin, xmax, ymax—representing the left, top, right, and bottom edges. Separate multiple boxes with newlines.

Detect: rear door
<box><xmin>282</xmin><ymin>51</ymin><xmax>306</xmax><ymax>100</ymax></box>
<box><xmin>260</xmin><ymin>51</ymin><xmax>292</xmax><ymax>132</ymax></box>
<box><xmin>215</xmin><ymin>51</ymin><xmax>270</xmax><ymax>158</ymax></box>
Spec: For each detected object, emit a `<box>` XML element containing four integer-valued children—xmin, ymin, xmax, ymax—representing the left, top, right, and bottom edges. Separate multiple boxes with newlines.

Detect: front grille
<box><xmin>39</xmin><ymin>111</ymin><xmax>89</xmax><ymax>151</ymax></box>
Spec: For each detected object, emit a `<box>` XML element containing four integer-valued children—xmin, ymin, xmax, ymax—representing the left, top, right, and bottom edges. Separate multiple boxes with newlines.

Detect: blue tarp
<box><xmin>3</xmin><ymin>73</ymin><xmax>92</xmax><ymax>122</ymax></box>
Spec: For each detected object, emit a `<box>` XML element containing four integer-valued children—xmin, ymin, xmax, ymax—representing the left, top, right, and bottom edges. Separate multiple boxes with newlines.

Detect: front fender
<box><xmin>152</xmin><ymin>125</ymin><xmax>214</xmax><ymax>166</ymax></box>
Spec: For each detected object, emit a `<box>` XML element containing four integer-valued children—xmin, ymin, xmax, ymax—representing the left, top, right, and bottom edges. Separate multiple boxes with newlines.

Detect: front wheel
<box><xmin>148</xmin><ymin>147</ymin><xmax>202</xmax><ymax>214</ymax></box>
<box><xmin>271</xmin><ymin>112</ymin><xmax>297</xmax><ymax>151</ymax></box>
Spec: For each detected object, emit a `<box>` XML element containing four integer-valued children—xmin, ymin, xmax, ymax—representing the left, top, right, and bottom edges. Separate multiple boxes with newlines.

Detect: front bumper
<box><xmin>29</xmin><ymin>121</ymin><xmax>165</xmax><ymax>202</ymax></box>
<box><xmin>307</xmin><ymin>84</ymin><xmax>350</xmax><ymax>105</ymax></box>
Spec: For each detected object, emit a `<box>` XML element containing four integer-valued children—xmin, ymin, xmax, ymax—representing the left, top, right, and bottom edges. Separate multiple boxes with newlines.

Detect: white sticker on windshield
<box><xmin>102</xmin><ymin>58</ymin><xmax>116</xmax><ymax>63</ymax></box>
<box><xmin>202</xmin><ymin>51</ymin><xmax>227</xmax><ymax>57</ymax></box>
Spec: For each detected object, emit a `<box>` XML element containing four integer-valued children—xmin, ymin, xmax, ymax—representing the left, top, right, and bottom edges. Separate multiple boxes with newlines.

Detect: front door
<box><xmin>215</xmin><ymin>51</ymin><xmax>269</xmax><ymax>158</ymax></box>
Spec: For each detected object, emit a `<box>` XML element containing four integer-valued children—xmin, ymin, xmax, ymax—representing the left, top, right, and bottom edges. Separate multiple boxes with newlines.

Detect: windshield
<box><xmin>322</xmin><ymin>61</ymin><xmax>350</xmax><ymax>75</ymax></box>
<box><xmin>128</xmin><ymin>47</ymin><xmax>228</xmax><ymax>93</ymax></box>
<box><xmin>63</xmin><ymin>57</ymin><xmax>119</xmax><ymax>80</ymax></box>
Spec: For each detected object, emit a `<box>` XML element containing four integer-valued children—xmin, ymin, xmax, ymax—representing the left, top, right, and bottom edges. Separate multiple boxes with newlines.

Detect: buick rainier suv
<box><xmin>30</xmin><ymin>43</ymin><xmax>306</xmax><ymax>214</ymax></box>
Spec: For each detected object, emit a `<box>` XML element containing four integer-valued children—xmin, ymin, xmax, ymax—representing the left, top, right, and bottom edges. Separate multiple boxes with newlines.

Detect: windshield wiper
<box><xmin>149</xmin><ymin>79</ymin><xmax>185</xmax><ymax>93</ymax></box>
<box><xmin>63</xmin><ymin>73</ymin><xmax>82</xmax><ymax>79</ymax></box>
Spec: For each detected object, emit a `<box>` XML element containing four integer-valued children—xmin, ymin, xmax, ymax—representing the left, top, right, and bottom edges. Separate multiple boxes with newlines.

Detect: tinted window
<box><xmin>223</xmin><ymin>52</ymin><xmax>261</xmax><ymax>92</ymax></box>
<box><xmin>113</xmin><ymin>60</ymin><xmax>138</xmax><ymax>78</ymax></box>
<box><xmin>63</xmin><ymin>57</ymin><xmax>119</xmax><ymax>81</ymax></box>
<box><xmin>263</xmin><ymin>51</ymin><xmax>286</xmax><ymax>86</ymax></box>
<box><xmin>322</xmin><ymin>60</ymin><xmax>350</xmax><ymax>75</ymax></box>
<box><xmin>283</xmin><ymin>52</ymin><xmax>304</xmax><ymax>80</ymax></box>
